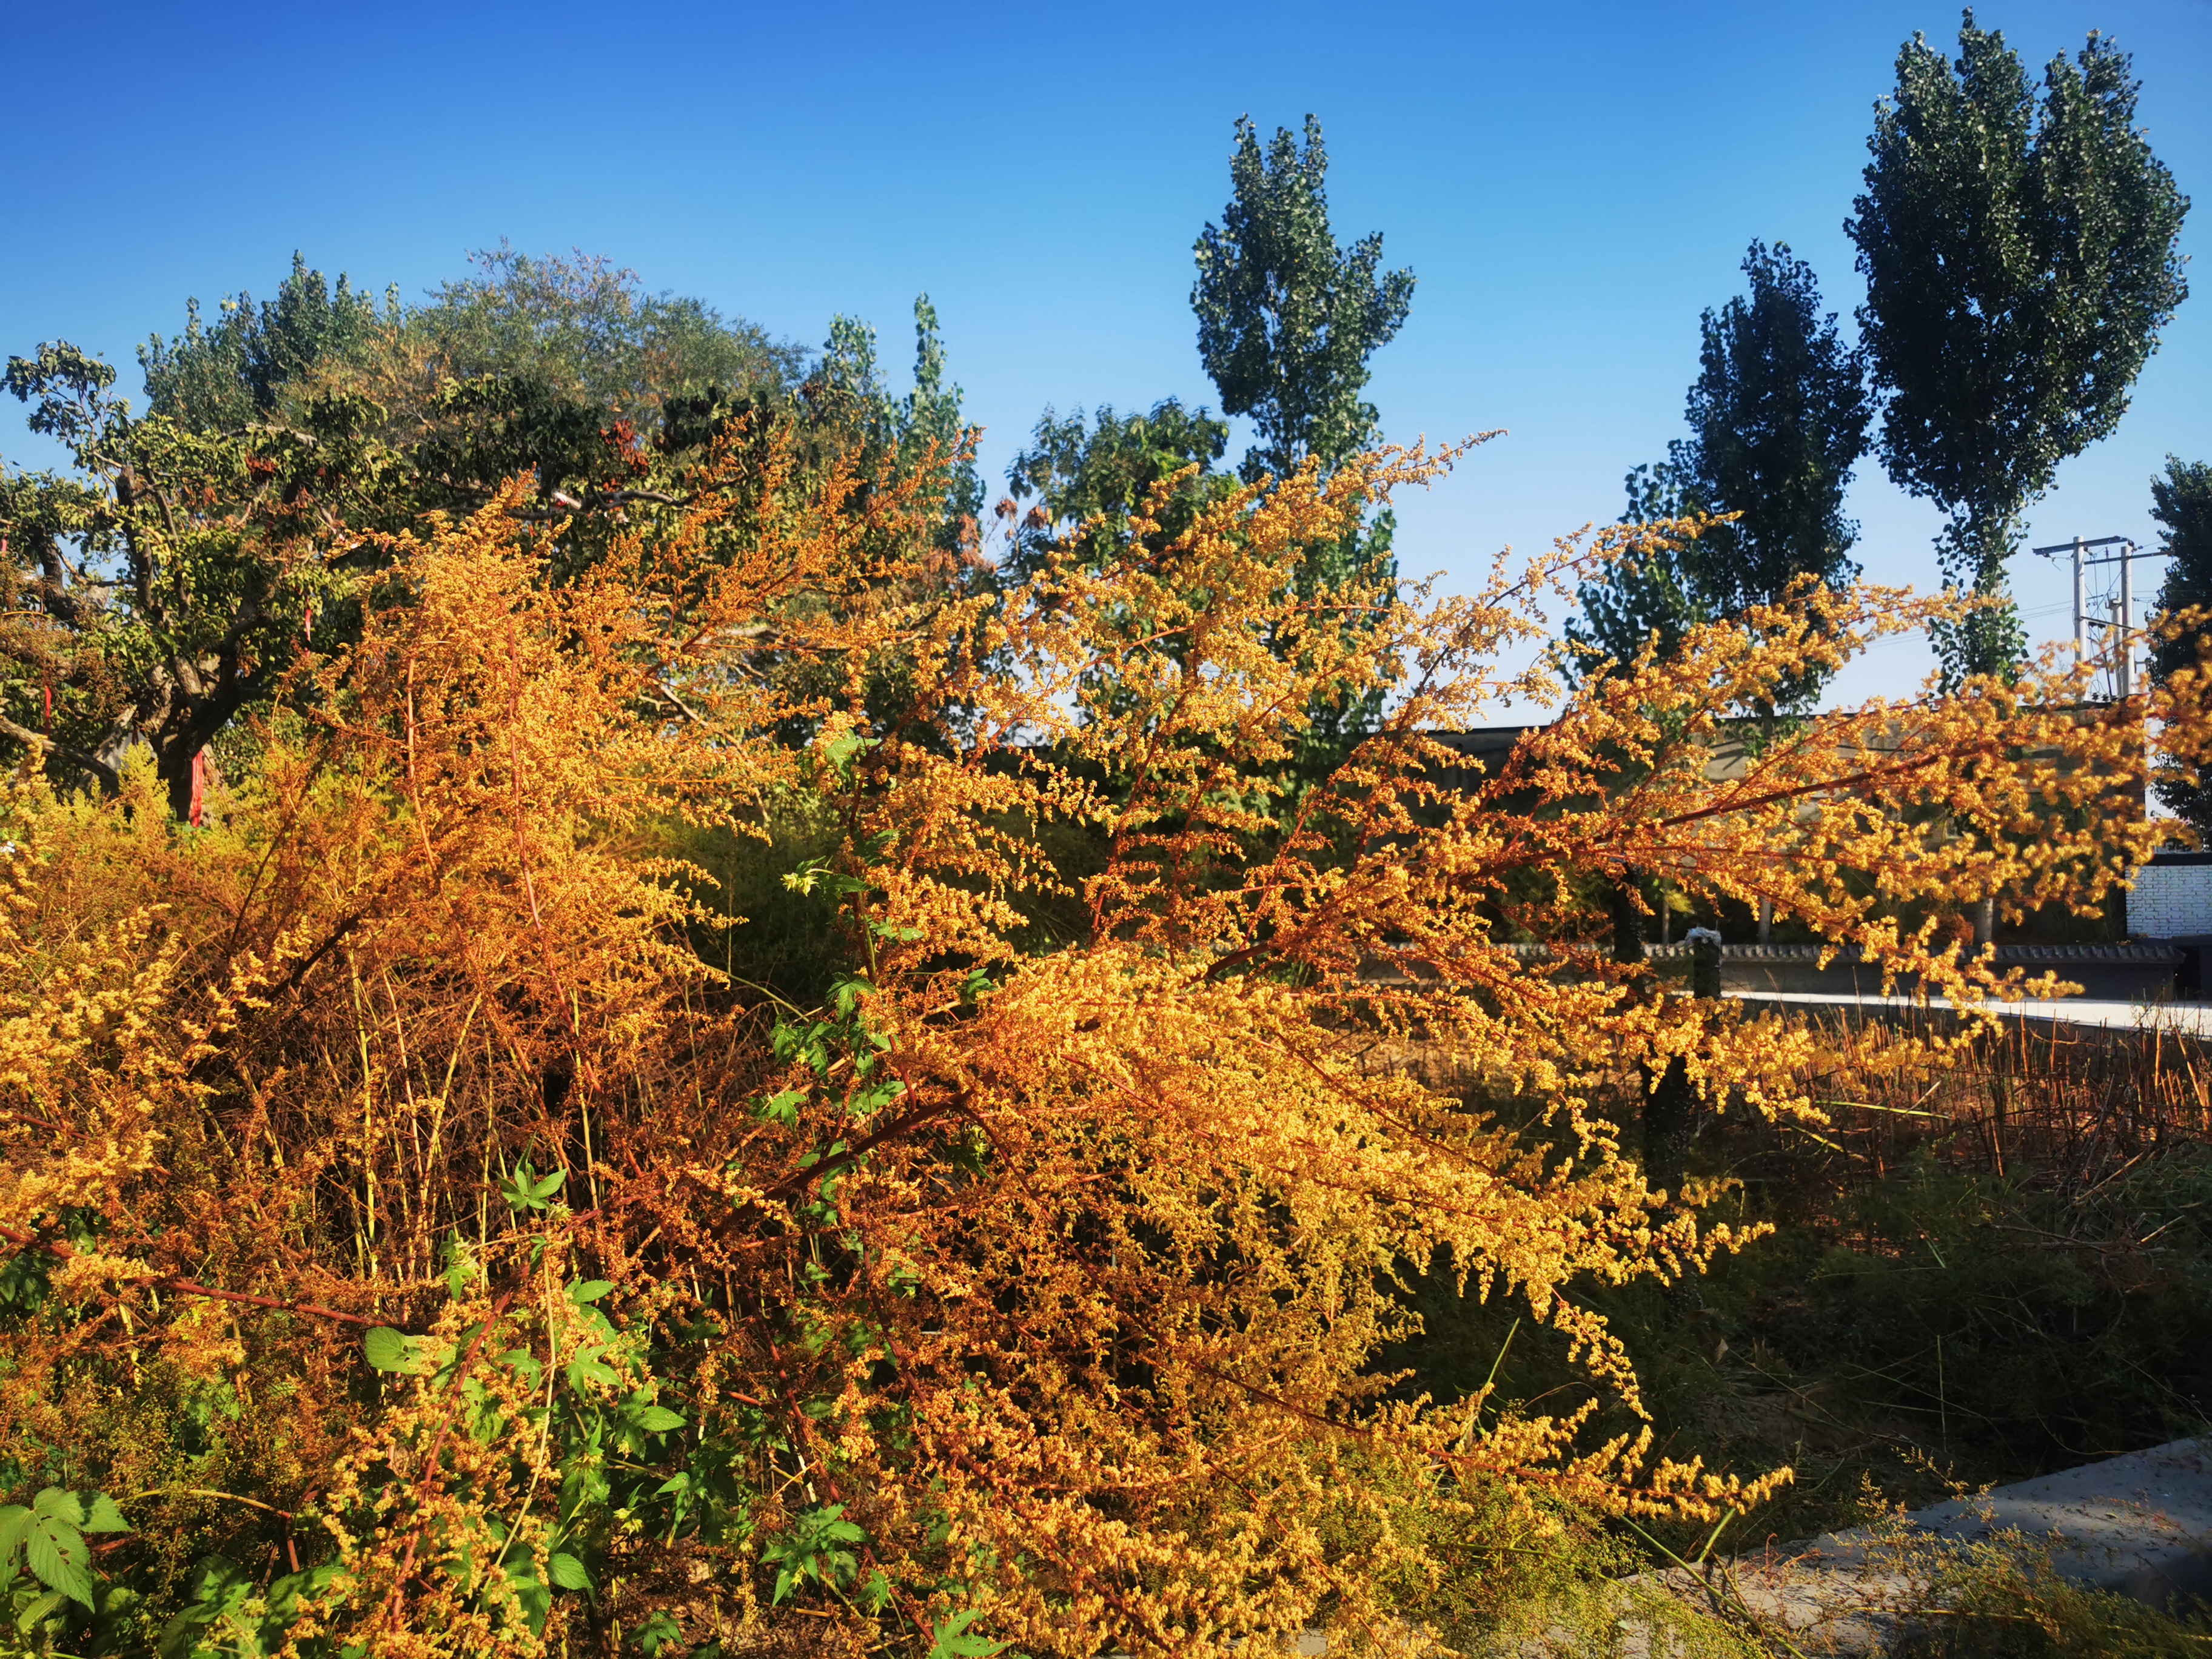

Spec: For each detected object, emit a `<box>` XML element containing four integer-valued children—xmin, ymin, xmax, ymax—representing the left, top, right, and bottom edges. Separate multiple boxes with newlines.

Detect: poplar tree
<box><xmin>1191</xmin><ymin>115</ymin><xmax>1414</xmax><ymax>487</ymax></box>
<box><xmin>2150</xmin><ymin>458</ymin><xmax>2212</xmax><ymax>833</ymax></box>
<box><xmin>1848</xmin><ymin>12</ymin><xmax>2188</xmax><ymax>683</ymax></box>
<box><xmin>1572</xmin><ymin>243</ymin><xmax>1869</xmax><ymax>713</ymax></box>
<box><xmin>1191</xmin><ymin>115</ymin><xmax>1414</xmax><ymax>754</ymax></box>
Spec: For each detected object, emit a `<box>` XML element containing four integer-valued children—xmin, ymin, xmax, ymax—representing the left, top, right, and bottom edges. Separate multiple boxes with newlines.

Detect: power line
<box><xmin>2030</xmin><ymin>534</ymin><xmax>2170</xmax><ymax>698</ymax></box>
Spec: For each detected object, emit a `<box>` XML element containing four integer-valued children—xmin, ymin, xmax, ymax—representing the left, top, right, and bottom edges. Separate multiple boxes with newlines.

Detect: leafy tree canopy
<box><xmin>139</xmin><ymin>252</ymin><xmax>391</xmax><ymax>431</ymax></box>
<box><xmin>1</xmin><ymin>252</ymin><xmax>980</xmax><ymax>817</ymax></box>
<box><xmin>1571</xmin><ymin>242</ymin><xmax>1869</xmax><ymax>714</ymax></box>
<box><xmin>2150</xmin><ymin>457</ymin><xmax>2212</xmax><ymax>833</ymax></box>
<box><xmin>1848</xmin><ymin>9</ymin><xmax>2189</xmax><ymax>682</ymax></box>
<box><xmin>144</xmin><ymin>246</ymin><xmax>803</xmax><ymax>444</ymax></box>
<box><xmin>1192</xmin><ymin>114</ymin><xmax>1413</xmax><ymax>484</ymax></box>
<box><xmin>1000</xmin><ymin>398</ymin><xmax>1230</xmax><ymax>580</ymax></box>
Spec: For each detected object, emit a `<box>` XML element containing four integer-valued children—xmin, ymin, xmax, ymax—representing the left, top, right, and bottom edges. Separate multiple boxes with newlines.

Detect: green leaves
<box><xmin>156</xmin><ymin>1552</ymin><xmax>352</xmax><ymax>1658</ymax></box>
<box><xmin>444</xmin><ymin>1233</ymin><xmax>478</xmax><ymax>1301</ymax></box>
<box><xmin>501</xmin><ymin>1156</ymin><xmax>568</xmax><ymax>1213</ymax></box>
<box><xmin>1849</xmin><ymin>13</ymin><xmax>2187</xmax><ymax>680</ymax></box>
<box><xmin>361</xmin><ymin>1326</ymin><xmax>424</xmax><ymax>1373</ymax></box>
<box><xmin>632</xmin><ymin>1607</ymin><xmax>683</xmax><ymax>1654</ymax></box>
<box><xmin>753</xmin><ymin>1088</ymin><xmax>806</xmax><ymax>1128</ymax></box>
<box><xmin>563</xmin><ymin>1342</ymin><xmax>620</xmax><ymax>1395</ymax></box>
<box><xmin>927</xmin><ymin>1609</ymin><xmax>1011</xmax><ymax>1659</ymax></box>
<box><xmin>762</xmin><ymin>1503</ymin><xmax>865</xmax><ymax>1604</ymax></box>
<box><xmin>1192</xmin><ymin>113</ymin><xmax>1413</xmax><ymax>481</ymax></box>
<box><xmin>547</xmin><ymin>1551</ymin><xmax>592</xmax><ymax>1592</ymax></box>
<box><xmin>1002</xmin><ymin>398</ymin><xmax>1231</xmax><ymax>583</ymax></box>
<box><xmin>0</xmin><ymin>1487</ymin><xmax>129</xmax><ymax>1609</ymax></box>
<box><xmin>1572</xmin><ymin>241</ymin><xmax>1868</xmax><ymax>716</ymax></box>
<box><xmin>782</xmin><ymin>854</ymin><xmax>868</xmax><ymax>898</ymax></box>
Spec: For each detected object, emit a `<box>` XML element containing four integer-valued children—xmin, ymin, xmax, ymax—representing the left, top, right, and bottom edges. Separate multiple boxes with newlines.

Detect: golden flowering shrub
<box><xmin>0</xmin><ymin>432</ymin><xmax>2193</xmax><ymax>1657</ymax></box>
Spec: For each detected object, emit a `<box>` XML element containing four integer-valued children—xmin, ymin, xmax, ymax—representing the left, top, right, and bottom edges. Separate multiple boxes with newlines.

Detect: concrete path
<box><xmin>1270</xmin><ymin>1439</ymin><xmax>2212</xmax><ymax>1654</ymax></box>
<box><xmin>1652</xmin><ymin>1436</ymin><xmax>2212</xmax><ymax>1653</ymax></box>
<box><xmin>1729</xmin><ymin>988</ymin><xmax>2212</xmax><ymax>1037</ymax></box>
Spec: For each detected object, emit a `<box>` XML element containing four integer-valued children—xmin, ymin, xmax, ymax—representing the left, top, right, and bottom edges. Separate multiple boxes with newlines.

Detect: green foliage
<box><xmin>404</xmin><ymin>244</ymin><xmax>800</xmax><ymax>425</ymax></box>
<box><xmin>903</xmin><ymin>295</ymin><xmax>984</xmax><ymax>538</ymax></box>
<box><xmin>2151</xmin><ymin>457</ymin><xmax>2212</xmax><ymax>833</ymax></box>
<box><xmin>1193</xmin><ymin>114</ymin><xmax>1413</xmax><ymax>482</ymax></box>
<box><xmin>1</xmin><ymin>342</ymin><xmax>363</xmax><ymax>818</ymax></box>
<box><xmin>497</xmin><ymin>1156</ymin><xmax>568</xmax><ymax>1215</ymax></box>
<box><xmin>0</xmin><ymin>1488</ymin><xmax>129</xmax><ymax>1611</ymax></box>
<box><xmin>1002</xmin><ymin>399</ymin><xmax>1230</xmax><ymax>581</ymax></box>
<box><xmin>229</xmin><ymin>1262</ymin><xmax>711</xmax><ymax>1651</ymax></box>
<box><xmin>1849</xmin><ymin>10</ymin><xmax>2190</xmax><ymax>682</ymax></box>
<box><xmin>814</xmin><ymin>297</ymin><xmax>982</xmax><ymax>546</ymax></box>
<box><xmin>1680</xmin><ymin>244</ymin><xmax>1869</xmax><ymax>629</ymax></box>
<box><xmin>139</xmin><ymin>252</ymin><xmax>388</xmax><ymax>432</ymax></box>
<box><xmin>925</xmin><ymin>1608</ymin><xmax>1010</xmax><ymax>1658</ymax></box>
<box><xmin>1572</xmin><ymin>243</ymin><xmax>1868</xmax><ymax>712</ymax></box>
<box><xmin>2</xmin><ymin>247</ymin><xmax>968</xmax><ymax>820</ymax></box>
<box><xmin>1190</xmin><ymin>113</ymin><xmax>1413</xmax><ymax>758</ymax></box>
<box><xmin>1568</xmin><ymin>460</ymin><xmax>1711</xmax><ymax>682</ymax></box>
<box><xmin>156</xmin><ymin>1556</ymin><xmax>352</xmax><ymax>1659</ymax></box>
<box><xmin>762</xmin><ymin>1503</ymin><xmax>864</xmax><ymax>1604</ymax></box>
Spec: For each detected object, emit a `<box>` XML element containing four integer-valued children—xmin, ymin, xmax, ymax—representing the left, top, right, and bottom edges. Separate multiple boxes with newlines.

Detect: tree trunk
<box><xmin>1654</xmin><ymin>927</ymin><xmax>1725</xmax><ymax>1315</ymax></box>
<box><xmin>1644</xmin><ymin>1058</ymin><xmax>1695</xmax><ymax>1201</ymax></box>
<box><xmin>159</xmin><ymin>743</ymin><xmax>199</xmax><ymax>824</ymax></box>
<box><xmin>1610</xmin><ymin>874</ymin><xmax>1646</xmax><ymax>965</ymax></box>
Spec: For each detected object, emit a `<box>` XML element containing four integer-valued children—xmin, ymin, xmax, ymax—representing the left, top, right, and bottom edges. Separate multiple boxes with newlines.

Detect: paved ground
<box><xmin>1729</xmin><ymin>988</ymin><xmax>2212</xmax><ymax>1037</ymax></box>
<box><xmin>1268</xmin><ymin>1439</ymin><xmax>2212</xmax><ymax>1654</ymax></box>
<box><xmin>1649</xmin><ymin>1437</ymin><xmax>2212</xmax><ymax>1654</ymax></box>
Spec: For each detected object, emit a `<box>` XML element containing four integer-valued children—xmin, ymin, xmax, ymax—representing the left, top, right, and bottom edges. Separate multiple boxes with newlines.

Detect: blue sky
<box><xmin>6</xmin><ymin>0</ymin><xmax>2208</xmax><ymax>710</ymax></box>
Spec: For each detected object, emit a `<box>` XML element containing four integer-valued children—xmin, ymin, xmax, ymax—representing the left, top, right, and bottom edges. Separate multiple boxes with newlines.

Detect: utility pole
<box><xmin>2033</xmin><ymin>535</ymin><xmax>2148</xmax><ymax>701</ymax></box>
<box><xmin>2121</xmin><ymin>543</ymin><xmax>2135</xmax><ymax>699</ymax></box>
<box><xmin>2072</xmin><ymin>536</ymin><xmax>2086</xmax><ymax>669</ymax></box>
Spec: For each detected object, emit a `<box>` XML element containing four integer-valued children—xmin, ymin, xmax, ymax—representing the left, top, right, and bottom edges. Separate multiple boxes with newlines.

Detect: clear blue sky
<box><xmin>6</xmin><ymin>0</ymin><xmax>2208</xmax><ymax>709</ymax></box>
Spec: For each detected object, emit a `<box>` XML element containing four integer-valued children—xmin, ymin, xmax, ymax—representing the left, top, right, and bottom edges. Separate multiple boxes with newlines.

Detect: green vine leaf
<box><xmin>362</xmin><ymin>1327</ymin><xmax>427</xmax><ymax>1373</ymax></box>
<box><xmin>15</xmin><ymin>1489</ymin><xmax>96</xmax><ymax>1607</ymax></box>
<box><xmin>548</xmin><ymin>1552</ymin><xmax>592</xmax><ymax>1593</ymax></box>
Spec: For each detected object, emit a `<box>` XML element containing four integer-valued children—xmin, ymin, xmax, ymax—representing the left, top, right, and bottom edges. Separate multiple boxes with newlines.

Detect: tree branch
<box><xmin>0</xmin><ymin>714</ymin><xmax>119</xmax><ymax>791</ymax></box>
<box><xmin>0</xmin><ymin>1222</ymin><xmax>373</xmax><ymax>1328</ymax></box>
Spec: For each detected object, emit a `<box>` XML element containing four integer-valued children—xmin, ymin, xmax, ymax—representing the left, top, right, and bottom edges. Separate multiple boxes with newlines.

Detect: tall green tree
<box><xmin>1848</xmin><ymin>11</ymin><xmax>2189</xmax><ymax>683</ymax></box>
<box><xmin>1571</xmin><ymin>243</ymin><xmax>1869</xmax><ymax>712</ymax></box>
<box><xmin>816</xmin><ymin>295</ymin><xmax>983</xmax><ymax>553</ymax></box>
<box><xmin>1192</xmin><ymin>115</ymin><xmax>1414</xmax><ymax>486</ymax></box>
<box><xmin>2149</xmin><ymin>458</ymin><xmax>2212</xmax><ymax>834</ymax></box>
<box><xmin>1191</xmin><ymin>114</ymin><xmax>1414</xmax><ymax>755</ymax></box>
<box><xmin>1679</xmin><ymin>243</ymin><xmax>1869</xmax><ymax>632</ymax></box>
<box><xmin>1567</xmin><ymin>459</ymin><xmax>1708</xmax><ymax>676</ymax></box>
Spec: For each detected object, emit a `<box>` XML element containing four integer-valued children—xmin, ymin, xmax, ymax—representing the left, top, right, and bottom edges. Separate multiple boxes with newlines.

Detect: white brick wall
<box><xmin>2129</xmin><ymin>862</ymin><xmax>2212</xmax><ymax>937</ymax></box>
